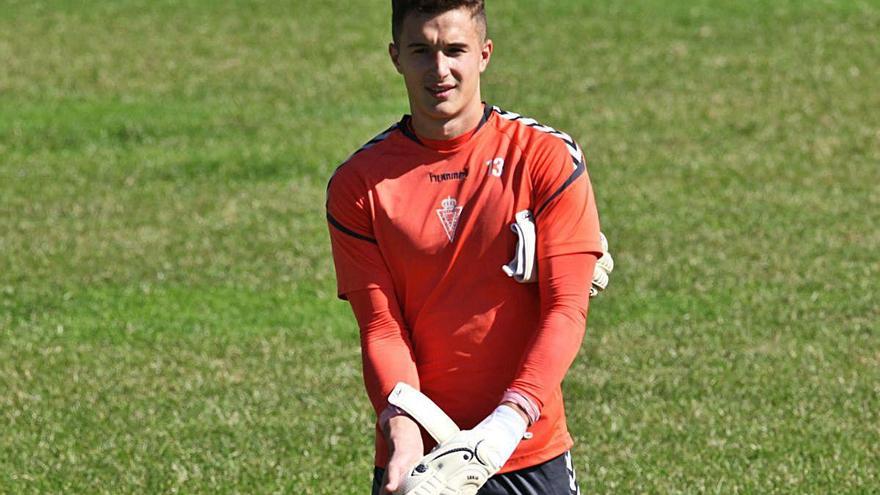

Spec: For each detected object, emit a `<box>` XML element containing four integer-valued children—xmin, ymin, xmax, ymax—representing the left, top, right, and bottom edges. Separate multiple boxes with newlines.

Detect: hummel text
<box><xmin>429</xmin><ymin>170</ymin><xmax>468</xmax><ymax>183</ymax></box>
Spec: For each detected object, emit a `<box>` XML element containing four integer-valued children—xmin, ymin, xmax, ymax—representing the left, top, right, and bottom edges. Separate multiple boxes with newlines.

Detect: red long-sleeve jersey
<box><xmin>327</xmin><ymin>105</ymin><xmax>603</xmax><ymax>472</ymax></box>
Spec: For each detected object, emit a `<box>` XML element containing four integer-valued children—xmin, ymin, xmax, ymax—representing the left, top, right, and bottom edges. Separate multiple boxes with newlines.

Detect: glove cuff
<box><xmin>501</xmin><ymin>389</ymin><xmax>541</xmax><ymax>425</ymax></box>
<box><xmin>472</xmin><ymin>404</ymin><xmax>529</xmax><ymax>468</ymax></box>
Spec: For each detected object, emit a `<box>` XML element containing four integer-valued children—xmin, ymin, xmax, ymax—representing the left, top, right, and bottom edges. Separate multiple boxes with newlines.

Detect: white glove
<box><xmin>387</xmin><ymin>384</ymin><xmax>528</xmax><ymax>495</ymax></box>
<box><xmin>590</xmin><ymin>232</ymin><xmax>614</xmax><ymax>297</ymax></box>
<box><xmin>396</xmin><ymin>406</ymin><xmax>527</xmax><ymax>495</ymax></box>
<box><xmin>465</xmin><ymin>405</ymin><xmax>528</xmax><ymax>468</ymax></box>
<box><xmin>395</xmin><ymin>429</ymin><xmax>497</xmax><ymax>495</ymax></box>
<box><xmin>503</xmin><ymin>210</ymin><xmax>614</xmax><ymax>298</ymax></box>
<box><xmin>501</xmin><ymin>210</ymin><xmax>537</xmax><ymax>283</ymax></box>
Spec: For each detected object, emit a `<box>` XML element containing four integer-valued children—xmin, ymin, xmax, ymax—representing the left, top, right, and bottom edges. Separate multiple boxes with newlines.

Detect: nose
<box><xmin>429</xmin><ymin>50</ymin><xmax>451</xmax><ymax>79</ymax></box>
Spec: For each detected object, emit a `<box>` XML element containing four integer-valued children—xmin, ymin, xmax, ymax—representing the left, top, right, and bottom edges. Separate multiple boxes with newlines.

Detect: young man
<box><xmin>326</xmin><ymin>1</ymin><xmax>605</xmax><ymax>493</ymax></box>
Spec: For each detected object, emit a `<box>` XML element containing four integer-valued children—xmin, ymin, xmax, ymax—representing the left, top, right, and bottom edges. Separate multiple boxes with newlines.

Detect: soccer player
<box><xmin>326</xmin><ymin>1</ymin><xmax>605</xmax><ymax>493</ymax></box>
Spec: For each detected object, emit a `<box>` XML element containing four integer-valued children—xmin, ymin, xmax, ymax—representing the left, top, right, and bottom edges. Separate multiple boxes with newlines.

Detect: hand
<box><xmin>395</xmin><ymin>405</ymin><xmax>528</xmax><ymax>495</ymax></box>
<box><xmin>381</xmin><ymin>415</ymin><xmax>424</xmax><ymax>495</ymax></box>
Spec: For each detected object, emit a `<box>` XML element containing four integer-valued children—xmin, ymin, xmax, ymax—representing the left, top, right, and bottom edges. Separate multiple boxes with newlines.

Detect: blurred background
<box><xmin>1</xmin><ymin>0</ymin><xmax>878</xmax><ymax>493</ymax></box>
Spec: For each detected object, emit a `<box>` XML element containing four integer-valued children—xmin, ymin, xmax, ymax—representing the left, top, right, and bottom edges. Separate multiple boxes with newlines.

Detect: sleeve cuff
<box><xmin>502</xmin><ymin>389</ymin><xmax>541</xmax><ymax>425</ymax></box>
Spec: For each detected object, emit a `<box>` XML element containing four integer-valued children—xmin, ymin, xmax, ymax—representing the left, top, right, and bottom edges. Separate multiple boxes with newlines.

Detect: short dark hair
<box><xmin>391</xmin><ymin>0</ymin><xmax>487</xmax><ymax>43</ymax></box>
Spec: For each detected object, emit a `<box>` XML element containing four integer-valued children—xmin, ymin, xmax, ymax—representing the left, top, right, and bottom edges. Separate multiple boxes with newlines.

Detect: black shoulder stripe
<box><xmin>350</xmin><ymin>123</ymin><xmax>398</xmax><ymax>158</ymax></box>
<box><xmin>534</xmin><ymin>160</ymin><xmax>586</xmax><ymax>217</ymax></box>
<box><xmin>328</xmin><ymin>123</ymin><xmax>399</xmax><ymax>191</ymax></box>
<box><xmin>326</xmin><ymin>125</ymin><xmax>395</xmax><ymax>245</ymax></box>
<box><xmin>493</xmin><ymin>106</ymin><xmax>588</xmax><ymax>217</ymax></box>
<box><xmin>493</xmin><ymin>106</ymin><xmax>585</xmax><ymax>168</ymax></box>
<box><xmin>327</xmin><ymin>213</ymin><xmax>377</xmax><ymax>244</ymax></box>
<box><xmin>327</xmin><ymin>122</ymin><xmax>399</xmax><ymax>202</ymax></box>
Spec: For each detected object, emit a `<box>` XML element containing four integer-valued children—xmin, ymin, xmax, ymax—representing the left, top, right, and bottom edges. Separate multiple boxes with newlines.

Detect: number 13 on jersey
<box><xmin>486</xmin><ymin>157</ymin><xmax>505</xmax><ymax>177</ymax></box>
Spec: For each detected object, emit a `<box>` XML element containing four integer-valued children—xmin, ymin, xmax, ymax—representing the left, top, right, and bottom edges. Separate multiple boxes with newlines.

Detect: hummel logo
<box><xmin>429</xmin><ymin>170</ymin><xmax>468</xmax><ymax>183</ymax></box>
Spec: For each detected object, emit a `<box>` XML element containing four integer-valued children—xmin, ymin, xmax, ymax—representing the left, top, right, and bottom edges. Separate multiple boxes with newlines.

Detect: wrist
<box><xmin>379</xmin><ymin>404</ymin><xmax>409</xmax><ymax>433</ymax></box>
<box><xmin>380</xmin><ymin>406</ymin><xmax>421</xmax><ymax>445</ymax></box>
<box><xmin>501</xmin><ymin>389</ymin><xmax>541</xmax><ymax>425</ymax></box>
<box><xmin>500</xmin><ymin>401</ymin><xmax>530</xmax><ymax>425</ymax></box>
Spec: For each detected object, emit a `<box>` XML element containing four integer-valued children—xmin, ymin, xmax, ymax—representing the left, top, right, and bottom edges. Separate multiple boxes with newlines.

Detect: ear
<box><xmin>389</xmin><ymin>42</ymin><xmax>403</xmax><ymax>74</ymax></box>
<box><xmin>479</xmin><ymin>38</ymin><xmax>493</xmax><ymax>73</ymax></box>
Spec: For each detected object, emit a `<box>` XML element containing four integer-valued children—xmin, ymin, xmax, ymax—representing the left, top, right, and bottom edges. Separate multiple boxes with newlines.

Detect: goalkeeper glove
<box><xmin>503</xmin><ymin>210</ymin><xmax>614</xmax><ymax>297</ymax></box>
<box><xmin>388</xmin><ymin>384</ymin><xmax>528</xmax><ymax>495</ymax></box>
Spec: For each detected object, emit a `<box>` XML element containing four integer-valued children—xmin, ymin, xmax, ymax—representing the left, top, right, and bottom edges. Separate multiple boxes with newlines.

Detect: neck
<box><xmin>410</xmin><ymin>99</ymin><xmax>485</xmax><ymax>141</ymax></box>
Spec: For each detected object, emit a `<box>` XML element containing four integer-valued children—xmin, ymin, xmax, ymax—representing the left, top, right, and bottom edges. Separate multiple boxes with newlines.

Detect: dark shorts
<box><xmin>371</xmin><ymin>450</ymin><xmax>581</xmax><ymax>495</ymax></box>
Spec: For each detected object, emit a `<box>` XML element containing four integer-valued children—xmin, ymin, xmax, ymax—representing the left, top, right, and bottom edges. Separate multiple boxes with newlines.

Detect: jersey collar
<box><xmin>399</xmin><ymin>103</ymin><xmax>493</xmax><ymax>151</ymax></box>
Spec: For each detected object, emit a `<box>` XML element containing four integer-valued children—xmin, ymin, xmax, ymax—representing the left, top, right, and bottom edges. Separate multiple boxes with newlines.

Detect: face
<box><xmin>390</xmin><ymin>8</ymin><xmax>493</xmax><ymax>126</ymax></box>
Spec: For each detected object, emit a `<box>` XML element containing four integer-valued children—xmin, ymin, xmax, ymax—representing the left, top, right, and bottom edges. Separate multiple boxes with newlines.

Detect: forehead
<box><xmin>399</xmin><ymin>7</ymin><xmax>482</xmax><ymax>44</ymax></box>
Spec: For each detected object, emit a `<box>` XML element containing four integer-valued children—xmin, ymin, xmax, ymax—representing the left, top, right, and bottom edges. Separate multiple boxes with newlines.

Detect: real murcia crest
<box><xmin>436</xmin><ymin>196</ymin><xmax>463</xmax><ymax>243</ymax></box>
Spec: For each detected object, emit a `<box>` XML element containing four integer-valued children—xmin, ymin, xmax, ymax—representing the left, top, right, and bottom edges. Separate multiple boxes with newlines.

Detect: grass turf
<box><xmin>1</xmin><ymin>0</ymin><xmax>878</xmax><ymax>493</ymax></box>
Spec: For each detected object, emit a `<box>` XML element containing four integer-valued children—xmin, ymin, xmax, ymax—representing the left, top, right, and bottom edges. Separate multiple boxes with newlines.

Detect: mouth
<box><xmin>426</xmin><ymin>84</ymin><xmax>456</xmax><ymax>100</ymax></box>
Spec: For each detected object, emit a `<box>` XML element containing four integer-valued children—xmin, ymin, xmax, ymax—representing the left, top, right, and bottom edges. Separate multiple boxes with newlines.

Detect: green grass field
<box><xmin>2</xmin><ymin>0</ymin><xmax>879</xmax><ymax>493</ymax></box>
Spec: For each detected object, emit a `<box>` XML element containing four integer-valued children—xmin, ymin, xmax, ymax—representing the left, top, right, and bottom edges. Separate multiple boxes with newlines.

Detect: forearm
<box><xmin>508</xmin><ymin>252</ymin><xmax>597</xmax><ymax>412</ymax></box>
<box><xmin>348</xmin><ymin>287</ymin><xmax>420</xmax><ymax>415</ymax></box>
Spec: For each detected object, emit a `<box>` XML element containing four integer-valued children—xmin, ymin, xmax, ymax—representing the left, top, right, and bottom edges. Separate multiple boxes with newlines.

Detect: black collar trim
<box><xmin>398</xmin><ymin>103</ymin><xmax>493</xmax><ymax>146</ymax></box>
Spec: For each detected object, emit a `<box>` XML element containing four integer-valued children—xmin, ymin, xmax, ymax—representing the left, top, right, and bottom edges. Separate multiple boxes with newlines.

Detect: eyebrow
<box><xmin>406</xmin><ymin>42</ymin><xmax>469</xmax><ymax>49</ymax></box>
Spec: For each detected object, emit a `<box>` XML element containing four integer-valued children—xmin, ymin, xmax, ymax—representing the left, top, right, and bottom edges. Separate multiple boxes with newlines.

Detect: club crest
<box><xmin>436</xmin><ymin>196</ymin><xmax>463</xmax><ymax>243</ymax></box>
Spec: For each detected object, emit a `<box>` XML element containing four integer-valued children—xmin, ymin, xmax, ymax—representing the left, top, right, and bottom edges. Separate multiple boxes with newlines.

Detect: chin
<box><xmin>423</xmin><ymin>100</ymin><xmax>462</xmax><ymax>119</ymax></box>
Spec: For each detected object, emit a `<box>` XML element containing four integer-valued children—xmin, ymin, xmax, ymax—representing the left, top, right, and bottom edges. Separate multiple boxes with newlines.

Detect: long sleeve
<box><xmin>347</xmin><ymin>287</ymin><xmax>420</xmax><ymax>415</ymax></box>
<box><xmin>327</xmin><ymin>156</ymin><xmax>420</xmax><ymax>415</ymax></box>
<box><xmin>507</xmin><ymin>252</ymin><xmax>596</xmax><ymax>411</ymax></box>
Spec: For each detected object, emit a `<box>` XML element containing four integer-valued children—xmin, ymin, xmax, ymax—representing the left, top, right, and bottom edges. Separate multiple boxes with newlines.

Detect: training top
<box><xmin>326</xmin><ymin>104</ymin><xmax>603</xmax><ymax>472</ymax></box>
